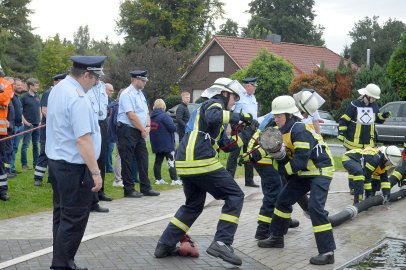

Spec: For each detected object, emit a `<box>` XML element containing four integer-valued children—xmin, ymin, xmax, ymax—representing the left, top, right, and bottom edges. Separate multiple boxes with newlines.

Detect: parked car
<box><xmin>318</xmin><ymin>110</ymin><xmax>338</xmax><ymax>137</ymax></box>
<box><xmin>167</xmin><ymin>103</ymin><xmax>200</xmax><ymax>124</ymax></box>
<box><xmin>375</xmin><ymin>101</ymin><xmax>406</xmax><ymax>143</ymax></box>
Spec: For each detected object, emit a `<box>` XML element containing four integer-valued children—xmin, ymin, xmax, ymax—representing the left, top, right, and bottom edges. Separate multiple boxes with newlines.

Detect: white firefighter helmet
<box><xmin>380</xmin><ymin>145</ymin><xmax>402</xmax><ymax>166</ymax></box>
<box><xmin>201</xmin><ymin>77</ymin><xmax>246</xmax><ymax>100</ymax></box>
<box><xmin>271</xmin><ymin>95</ymin><xmax>301</xmax><ymax>117</ymax></box>
<box><xmin>358</xmin><ymin>83</ymin><xmax>381</xmax><ymax>99</ymax></box>
<box><xmin>293</xmin><ymin>89</ymin><xmax>325</xmax><ymax>115</ymax></box>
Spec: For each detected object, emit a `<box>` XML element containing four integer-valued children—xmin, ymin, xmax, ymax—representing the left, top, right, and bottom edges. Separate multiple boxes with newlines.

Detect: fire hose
<box><xmin>0</xmin><ymin>124</ymin><xmax>46</xmax><ymax>142</ymax></box>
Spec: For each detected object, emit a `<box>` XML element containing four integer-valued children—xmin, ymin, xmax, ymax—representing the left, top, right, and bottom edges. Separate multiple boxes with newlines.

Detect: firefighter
<box><xmin>154</xmin><ymin>78</ymin><xmax>256</xmax><ymax>266</ymax></box>
<box><xmin>342</xmin><ymin>145</ymin><xmax>402</xmax><ymax>204</ymax></box>
<box><xmin>389</xmin><ymin>136</ymin><xmax>406</xmax><ymax>188</ymax></box>
<box><xmin>257</xmin><ymin>95</ymin><xmax>336</xmax><ymax>265</ymax></box>
<box><xmin>338</xmin><ymin>84</ymin><xmax>391</xmax><ymax>193</ymax></box>
<box><xmin>238</xmin><ymin>112</ymin><xmax>300</xmax><ymax>241</ymax></box>
<box><xmin>0</xmin><ymin>64</ymin><xmax>14</xmax><ymax>201</ymax></box>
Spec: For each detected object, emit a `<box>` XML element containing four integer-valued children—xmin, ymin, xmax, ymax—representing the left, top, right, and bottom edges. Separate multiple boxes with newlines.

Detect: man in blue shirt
<box><xmin>226</xmin><ymin>77</ymin><xmax>259</xmax><ymax>187</ymax></box>
<box><xmin>46</xmin><ymin>55</ymin><xmax>105</xmax><ymax>270</ymax></box>
<box><xmin>20</xmin><ymin>78</ymin><xmax>41</xmax><ymax>170</ymax></box>
<box><xmin>117</xmin><ymin>70</ymin><xmax>159</xmax><ymax>198</ymax></box>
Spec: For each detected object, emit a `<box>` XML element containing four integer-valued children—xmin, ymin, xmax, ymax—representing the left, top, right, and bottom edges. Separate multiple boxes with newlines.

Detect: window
<box><xmin>209</xmin><ymin>55</ymin><xmax>224</xmax><ymax>72</ymax></box>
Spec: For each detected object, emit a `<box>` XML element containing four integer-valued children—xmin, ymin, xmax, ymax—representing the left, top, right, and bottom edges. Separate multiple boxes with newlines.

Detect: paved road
<box><xmin>1</xmin><ymin>172</ymin><xmax>405</xmax><ymax>269</ymax></box>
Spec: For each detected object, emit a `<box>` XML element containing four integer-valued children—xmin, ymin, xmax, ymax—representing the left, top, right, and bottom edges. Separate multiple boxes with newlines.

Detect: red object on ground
<box><xmin>178</xmin><ymin>234</ymin><xmax>200</xmax><ymax>257</ymax></box>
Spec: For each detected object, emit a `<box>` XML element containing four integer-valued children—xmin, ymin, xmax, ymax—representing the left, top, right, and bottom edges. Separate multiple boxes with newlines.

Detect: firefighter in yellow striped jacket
<box><xmin>388</xmin><ymin>136</ymin><xmax>406</xmax><ymax>188</ymax></box>
<box><xmin>342</xmin><ymin>146</ymin><xmax>402</xmax><ymax>204</ymax></box>
<box><xmin>154</xmin><ymin>78</ymin><xmax>256</xmax><ymax>266</ymax></box>
<box><xmin>257</xmin><ymin>95</ymin><xmax>336</xmax><ymax>265</ymax></box>
<box><xmin>239</xmin><ymin>112</ymin><xmax>300</xmax><ymax>240</ymax></box>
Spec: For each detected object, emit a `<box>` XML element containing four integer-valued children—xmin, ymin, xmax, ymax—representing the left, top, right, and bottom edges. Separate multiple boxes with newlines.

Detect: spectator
<box><xmin>105</xmin><ymin>83</ymin><xmax>115</xmax><ymax>173</ymax></box>
<box><xmin>20</xmin><ymin>78</ymin><xmax>41</xmax><ymax>170</ymax></box>
<box><xmin>8</xmin><ymin>78</ymin><xmax>24</xmax><ymax>176</ymax></box>
<box><xmin>175</xmin><ymin>91</ymin><xmax>190</xmax><ymax>142</ymax></box>
<box><xmin>150</xmin><ymin>99</ymin><xmax>180</xmax><ymax>186</ymax></box>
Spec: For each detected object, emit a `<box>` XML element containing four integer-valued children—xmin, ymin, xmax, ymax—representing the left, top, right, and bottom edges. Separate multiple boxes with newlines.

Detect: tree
<box><xmin>387</xmin><ymin>32</ymin><xmax>406</xmax><ymax>99</ymax></box>
<box><xmin>73</xmin><ymin>25</ymin><xmax>91</xmax><ymax>55</ymax></box>
<box><xmin>0</xmin><ymin>0</ymin><xmax>42</xmax><ymax>76</ymax></box>
<box><xmin>349</xmin><ymin>16</ymin><xmax>406</xmax><ymax>66</ymax></box>
<box><xmin>106</xmin><ymin>38</ymin><xmax>193</xmax><ymax>105</ymax></box>
<box><xmin>117</xmin><ymin>0</ymin><xmax>224</xmax><ymax>52</ymax></box>
<box><xmin>289</xmin><ymin>73</ymin><xmax>334</xmax><ymax>111</ymax></box>
<box><xmin>216</xmin><ymin>19</ymin><xmax>239</xmax><ymax>36</ymax></box>
<box><xmin>231</xmin><ymin>49</ymin><xmax>294</xmax><ymax>116</ymax></box>
<box><xmin>246</xmin><ymin>0</ymin><xmax>324</xmax><ymax>45</ymax></box>
<box><xmin>36</xmin><ymin>35</ymin><xmax>75</xmax><ymax>90</ymax></box>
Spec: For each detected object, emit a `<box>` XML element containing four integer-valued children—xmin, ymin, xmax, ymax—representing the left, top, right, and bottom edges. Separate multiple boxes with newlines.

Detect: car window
<box><xmin>319</xmin><ymin>111</ymin><xmax>334</xmax><ymax>121</ymax></box>
<box><xmin>398</xmin><ymin>103</ymin><xmax>406</xmax><ymax>117</ymax></box>
<box><xmin>381</xmin><ymin>103</ymin><xmax>400</xmax><ymax>117</ymax></box>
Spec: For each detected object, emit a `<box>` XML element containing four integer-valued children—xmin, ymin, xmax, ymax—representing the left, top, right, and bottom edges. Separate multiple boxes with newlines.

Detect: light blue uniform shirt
<box><xmin>45</xmin><ymin>75</ymin><xmax>101</xmax><ymax>164</ymax></box>
<box><xmin>117</xmin><ymin>84</ymin><xmax>149</xmax><ymax>128</ymax></box>
<box><xmin>233</xmin><ymin>92</ymin><xmax>258</xmax><ymax>119</ymax></box>
<box><xmin>87</xmin><ymin>81</ymin><xmax>109</xmax><ymax>121</ymax></box>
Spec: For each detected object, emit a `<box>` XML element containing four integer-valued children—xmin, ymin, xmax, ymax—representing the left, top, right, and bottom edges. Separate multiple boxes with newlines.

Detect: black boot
<box><xmin>288</xmin><ymin>219</ymin><xmax>300</xmax><ymax>228</ymax></box>
<box><xmin>309</xmin><ymin>252</ymin><xmax>334</xmax><ymax>265</ymax></box>
<box><xmin>206</xmin><ymin>241</ymin><xmax>242</xmax><ymax>266</ymax></box>
<box><xmin>257</xmin><ymin>235</ymin><xmax>284</xmax><ymax>248</ymax></box>
<box><xmin>154</xmin><ymin>242</ymin><xmax>178</xmax><ymax>258</ymax></box>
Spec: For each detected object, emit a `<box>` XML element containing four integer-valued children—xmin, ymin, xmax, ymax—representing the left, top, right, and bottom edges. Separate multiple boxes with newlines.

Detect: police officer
<box><xmin>87</xmin><ymin>80</ymin><xmax>113</xmax><ymax>207</ymax></box>
<box><xmin>258</xmin><ymin>95</ymin><xmax>336</xmax><ymax>265</ymax></box>
<box><xmin>154</xmin><ymin>78</ymin><xmax>256</xmax><ymax>266</ymax></box>
<box><xmin>226</xmin><ymin>77</ymin><xmax>259</xmax><ymax>187</ymax></box>
<box><xmin>338</xmin><ymin>84</ymin><xmax>391</xmax><ymax>193</ymax></box>
<box><xmin>46</xmin><ymin>56</ymin><xmax>105</xmax><ymax>270</ymax></box>
<box><xmin>342</xmin><ymin>145</ymin><xmax>402</xmax><ymax>204</ymax></box>
<box><xmin>117</xmin><ymin>70</ymin><xmax>159</xmax><ymax>198</ymax></box>
<box><xmin>33</xmin><ymin>73</ymin><xmax>66</xmax><ymax>186</ymax></box>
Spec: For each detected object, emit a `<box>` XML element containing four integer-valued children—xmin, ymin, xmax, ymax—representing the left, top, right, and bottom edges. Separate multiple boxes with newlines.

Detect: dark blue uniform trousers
<box><xmin>342</xmin><ymin>160</ymin><xmax>367</xmax><ymax>196</ymax></box>
<box><xmin>34</xmin><ymin>128</ymin><xmax>48</xmax><ymax>183</ymax></box>
<box><xmin>159</xmin><ymin>168</ymin><xmax>244</xmax><ymax>246</ymax></box>
<box><xmin>270</xmin><ymin>175</ymin><xmax>336</xmax><ymax>254</ymax></box>
<box><xmin>48</xmin><ymin>159</ymin><xmax>93</xmax><ymax>269</ymax></box>
<box><xmin>117</xmin><ymin>125</ymin><xmax>152</xmax><ymax>194</ymax></box>
<box><xmin>255</xmin><ymin>164</ymin><xmax>282</xmax><ymax>236</ymax></box>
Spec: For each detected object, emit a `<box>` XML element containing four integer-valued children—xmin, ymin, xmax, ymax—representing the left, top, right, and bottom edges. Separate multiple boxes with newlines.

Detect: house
<box><xmin>180</xmin><ymin>35</ymin><xmax>352</xmax><ymax>102</ymax></box>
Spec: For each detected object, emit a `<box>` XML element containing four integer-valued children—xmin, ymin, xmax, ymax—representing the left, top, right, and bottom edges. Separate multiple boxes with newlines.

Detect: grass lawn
<box><xmin>0</xmin><ymin>142</ymin><xmax>343</xmax><ymax>220</ymax></box>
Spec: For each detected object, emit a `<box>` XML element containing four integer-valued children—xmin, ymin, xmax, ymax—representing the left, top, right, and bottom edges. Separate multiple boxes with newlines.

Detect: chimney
<box><xmin>266</xmin><ymin>34</ymin><xmax>281</xmax><ymax>44</ymax></box>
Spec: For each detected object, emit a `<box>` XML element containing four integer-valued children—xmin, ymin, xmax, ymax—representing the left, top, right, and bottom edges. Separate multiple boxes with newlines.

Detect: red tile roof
<box><xmin>206</xmin><ymin>35</ymin><xmax>350</xmax><ymax>76</ymax></box>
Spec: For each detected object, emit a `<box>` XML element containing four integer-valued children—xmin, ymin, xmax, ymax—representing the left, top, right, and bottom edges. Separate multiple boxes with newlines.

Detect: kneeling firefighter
<box><xmin>257</xmin><ymin>94</ymin><xmax>336</xmax><ymax>265</ymax></box>
<box><xmin>154</xmin><ymin>78</ymin><xmax>257</xmax><ymax>266</ymax></box>
<box><xmin>342</xmin><ymin>145</ymin><xmax>402</xmax><ymax>204</ymax></box>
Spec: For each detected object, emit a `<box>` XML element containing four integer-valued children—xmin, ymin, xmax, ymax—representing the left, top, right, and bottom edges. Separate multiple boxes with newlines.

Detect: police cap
<box><xmin>53</xmin><ymin>73</ymin><xmax>67</xmax><ymax>81</ymax></box>
<box><xmin>242</xmin><ymin>77</ymin><xmax>258</xmax><ymax>86</ymax></box>
<box><xmin>130</xmin><ymin>70</ymin><xmax>148</xmax><ymax>81</ymax></box>
<box><xmin>70</xmin><ymin>56</ymin><xmax>107</xmax><ymax>76</ymax></box>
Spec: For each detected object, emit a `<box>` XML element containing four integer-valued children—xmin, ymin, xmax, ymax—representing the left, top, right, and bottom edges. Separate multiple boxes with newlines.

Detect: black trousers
<box><xmin>117</xmin><ymin>124</ymin><xmax>152</xmax><ymax>194</ymax></box>
<box><xmin>153</xmin><ymin>151</ymin><xmax>177</xmax><ymax>181</ymax></box>
<box><xmin>270</xmin><ymin>175</ymin><xmax>336</xmax><ymax>254</ymax></box>
<box><xmin>48</xmin><ymin>159</ymin><xmax>93</xmax><ymax>269</ymax></box>
<box><xmin>255</xmin><ymin>165</ymin><xmax>282</xmax><ymax>236</ymax></box>
<box><xmin>226</xmin><ymin>144</ymin><xmax>254</xmax><ymax>183</ymax></box>
<box><xmin>159</xmin><ymin>168</ymin><xmax>244</xmax><ymax>246</ymax></box>
<box><xmin>34</xmin><ymin>135</ymin><xmax>48</xmax><ymax>182</ymax></box>
<box><xmin>97</xmin><ymin>119</ymin><xmax>108</xmax><ymax>194</ymax></box>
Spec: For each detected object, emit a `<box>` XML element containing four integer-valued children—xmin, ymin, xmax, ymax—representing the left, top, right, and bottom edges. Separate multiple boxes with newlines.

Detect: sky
<box><xmin>28</xmin><ymin>0</ymin><xmax>406</xmax><ymax>55</ymax></box>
